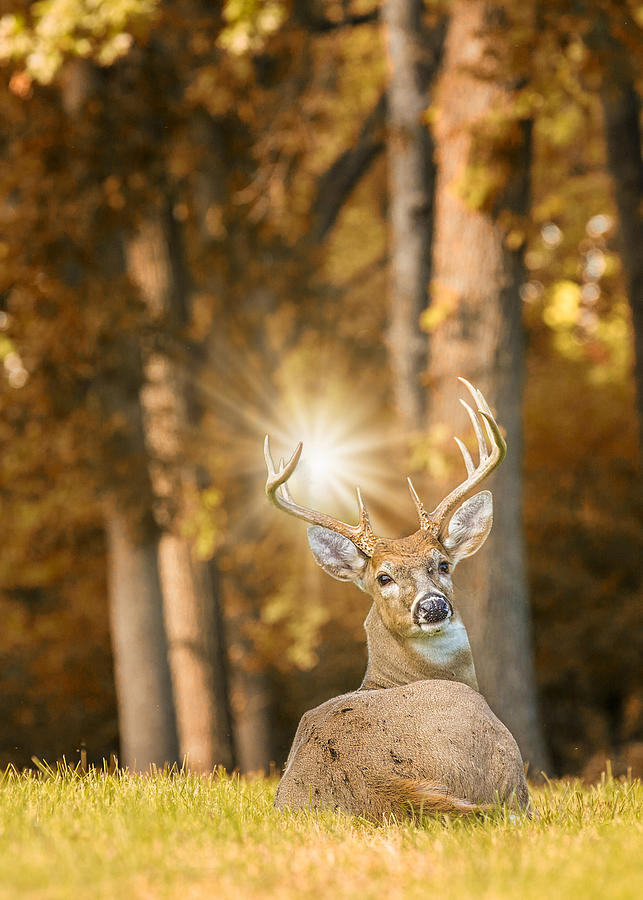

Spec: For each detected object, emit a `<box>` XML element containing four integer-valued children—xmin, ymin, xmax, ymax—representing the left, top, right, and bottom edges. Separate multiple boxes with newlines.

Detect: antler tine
<box><xmin>277</xmin><ymin>457</ymin><xmax>295</xmax><ymax>503</ymax></box>
<box><xmin>264</xmin><ymin>435</ymin><xmax>378</xmax><ymax>556</ymax></box>
<box><xmin>464</xmin><ymin>378</ymin><xmax>498</xmax><ymax>447</ymax></box>
<box><xmin>264</xmin><ymin>435</ymin><xmax>276</xmax><ymax>476</ymax></box>
<box><xmin>453</xmin><ymin>436</ymin><xmax>475</xmax><ymax>476</ymax></box>
<box><xmin>264</xmin><ymin>436</ymin><xmax>302</xmax><ymax>491</ymax></box>
<box><xmin>407</xmin><ymin>477</ymin><xmax>432</xmax><ymax>530</ymax></box>
<box><xmin>459</xmin><ymin>399</ymin><xmax>489</xmax><ymax>462</ymax></box>
<box><xmin>479</xmin><ymin>410</ymin><xmax>506</xmax><ymax>456</ymax></box>
<box><xmin>356</xmin><ymin>487</ymin><xmax>368</xmax><ymax>525</ymax></box>
<box><xmin>420</xmin><ymin>380</ymin><xmax>507</xmax><ymax>538</ymax></box>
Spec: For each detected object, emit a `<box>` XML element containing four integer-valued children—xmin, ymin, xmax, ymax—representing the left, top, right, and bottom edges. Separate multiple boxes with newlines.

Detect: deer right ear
<box><xmin>441</xmin><ymin>490</ymin><xmax>493</xmax><ymax>563</ymax></box>
<box><xmin>307</xmin><ymin>526</ymin><xmax>369</xmax><ymax>582</ymax></box>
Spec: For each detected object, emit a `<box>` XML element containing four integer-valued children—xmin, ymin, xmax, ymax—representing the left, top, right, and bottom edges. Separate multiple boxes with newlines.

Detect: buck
<box><xmin>264</xmin><ymin>379</ymin><xmax>529</xmax><ymax>818</ymax></box>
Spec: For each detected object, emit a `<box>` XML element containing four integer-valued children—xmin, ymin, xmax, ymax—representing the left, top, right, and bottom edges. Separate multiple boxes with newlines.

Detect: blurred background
<box><xmin>0</xmin><ymin>0</ymin><xmax>640</xmax><ymax>780</ymax></box>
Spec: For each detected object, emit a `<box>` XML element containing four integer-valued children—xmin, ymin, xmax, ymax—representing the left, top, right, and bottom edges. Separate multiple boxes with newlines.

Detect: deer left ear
<box><xmin>307</xmin><ymin>525</ymin><xmax>369</xmax><ymax>582</ymax></box>
<box><xmin>441</xmin><ymin>490</ymin><xmax>493</xmax><ymax>563</ymax></box>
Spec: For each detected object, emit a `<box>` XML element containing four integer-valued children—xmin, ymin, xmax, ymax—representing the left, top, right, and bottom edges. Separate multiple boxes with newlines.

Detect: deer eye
<box><xmin>438</xmin><ymin>561</ymin><xmax>450</xmax><ymax>574</ymax></box>
<box><xmin>376</xmin><ymin>573</ymin><xmax>393</xmax><ymax>586</ymax></box>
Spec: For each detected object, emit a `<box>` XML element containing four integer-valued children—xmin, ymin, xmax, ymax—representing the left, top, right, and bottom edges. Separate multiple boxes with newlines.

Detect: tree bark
<box><xmin>105</xmin><ymin>501</ymin><xmax>179</xmax><ymax>770</ymax></box>
<box><xmin>600</xmin><ymin>69</ymin><xmax>643</xmax><ymax>465</ymax></box>
<box><xmin>383</xmin><ymin>0</ymin><xmax>444</xmax><ymax>432</ymax></box>
<box><xmin>427</xmin><ymin>1</ymin><xmax>549</xmax><ymax>772</ymax></box>
<box><xmin>157</xmin><ymin>537</ymin><xmax>236</xmax><ymax>771</ymax></box>
<box><xmin>101</xmin><ymin>353</ymin><xmax>180</xmax><ymax>770</ymax></box>
<box><xmin>127</xmin><ymin>206</ymin><xmax>236</xmax><ymax>772</ymax></box>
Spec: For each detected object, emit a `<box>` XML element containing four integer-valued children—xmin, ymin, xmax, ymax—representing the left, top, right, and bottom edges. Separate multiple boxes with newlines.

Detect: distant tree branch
<box><xmin>293</xmin><ymin>1</ymin><xmax>380</xmax><ymax>33</ymax></box>
<box><xmin>303</xmin><ymin>10</ymin><xmax>380</xmax><ymax>33</ymax></box>
<box><xmin>308</xmin><ymin>92</ymin><xmax>386</xmax><ymax>243</ymax></box>
<box><xmin>336</xmin><ymin>252</ymin><xmax>388</xmax><ymax>291</ymax></box>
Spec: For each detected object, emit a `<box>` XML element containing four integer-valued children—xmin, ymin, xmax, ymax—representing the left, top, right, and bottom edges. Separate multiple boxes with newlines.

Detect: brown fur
<box><xmin>371</xmin><ymin>777</ymin><xmax>487</xmax><ymax>818</ymax></box>
<box><xmin>275</xmin><ymin>680</ymin><xmax>529</xmax><ymax>819</ymax></box>
<box><xmin>361</xmin><ymin>535</ymin><xmax>458</xmax><ymax>640</ymax></box>
<box><xmin>360</xmin><ymin>603</ymin><xmax>478</xmax><ymax>691</ymax></box>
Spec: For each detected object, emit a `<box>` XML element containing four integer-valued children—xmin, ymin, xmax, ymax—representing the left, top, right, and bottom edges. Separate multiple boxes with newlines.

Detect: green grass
<box><xmin>0</xmin><ymin>763</ymin><xmax>640</xmax><ymax>900</ymax></box>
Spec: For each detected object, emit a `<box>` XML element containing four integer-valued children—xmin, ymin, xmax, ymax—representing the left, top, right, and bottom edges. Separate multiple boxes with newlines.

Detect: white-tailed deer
<box><xmin>264</xmin><ymin>379</ymin><xmax>529</xmax><ymax>818</ymax></box>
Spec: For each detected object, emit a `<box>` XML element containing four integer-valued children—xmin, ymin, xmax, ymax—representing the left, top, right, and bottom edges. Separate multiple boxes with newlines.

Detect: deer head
<box><xmin>264</xmin><ymin>379</ymin><xmax>506</xmax><ymax>691</ymax></box>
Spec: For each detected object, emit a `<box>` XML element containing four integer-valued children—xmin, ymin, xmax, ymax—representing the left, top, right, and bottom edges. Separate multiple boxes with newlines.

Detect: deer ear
<box><xmin>307</xmin><ymin>526</ymin><xmax>369</xmax><ymax>582</ymax></box>
<box><xmin>442</xmin><ymin>491</ymin><xmax>493</xmax><ymax>563</ymax></box>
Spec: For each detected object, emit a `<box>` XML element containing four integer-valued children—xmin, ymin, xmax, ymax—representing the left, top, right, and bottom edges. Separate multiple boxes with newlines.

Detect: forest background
<box><xmin>0</xmin><ymin>0</ymin><xmax>640</xmax><ymax>780</ymax></box>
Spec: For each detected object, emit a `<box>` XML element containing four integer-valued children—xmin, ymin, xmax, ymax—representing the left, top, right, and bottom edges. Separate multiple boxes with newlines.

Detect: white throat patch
<box><xmin>408</xmin><ymin>621</ymin><xmax>470</xmax><ymax>667</ymax></box>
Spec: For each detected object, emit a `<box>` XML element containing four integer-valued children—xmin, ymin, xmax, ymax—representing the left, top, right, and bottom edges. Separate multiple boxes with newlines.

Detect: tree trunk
<box><xmin>600</xmin><ymin>70</ymin><xmax>643</xmax><ymax>465</ymax></box>
<box><xmin>231</xmin><ymin>664</ymin><xmax>273</xmax><ymax>774</ymax></box>
<box><xmin>59</xmin><ymin>60</ymin><xmax>180</xmax><ymax>770</ymax></box>
<box><xmin>127</xmin><ymin>208</ymin><xmax>236</xmax><ymax>771</ymax></box>
<box><xmin>157</xmin><ymin>538</ymin><xmax>236</xmax><ymax>771</ymax></box>
<box><xmin>105</xmin><ymin>502</ymin><xmax>179</xmax><ymax>770</ymax></box>
<box><xmin>383</xmin><ymin>0</ymin><xmax>443</xmax><ymax>431</ymax></box>
<box><xmin>427</xmin><ymin>1</ymin><xmax>549</xmax><ymax>772</ymax></box>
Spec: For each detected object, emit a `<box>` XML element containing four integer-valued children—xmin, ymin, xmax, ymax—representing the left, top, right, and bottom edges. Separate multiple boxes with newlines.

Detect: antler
<box><xmin>407</xmin><ymin>378</ymin><xmax>506</xmax><ymax>539</ymax></box>
<box><xmin>265</xmin><ymin>379</ymin><xmax>504</xmax><ymax>551</ymax></box>
<box><xmin>264</xmin><ymin>436</ymin><xmax>377</xmax><ymax>555</ymax></box>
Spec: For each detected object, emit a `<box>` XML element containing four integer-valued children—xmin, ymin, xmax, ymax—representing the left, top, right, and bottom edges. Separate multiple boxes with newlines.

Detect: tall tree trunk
<box><xmin>383</xmin><ymin>0</ymin><xmax>443</xmax><ymax>431</ymax></box>
<box><xmin>60</xmin><ymin>59</ymin><xmax>180</xmax><ymax>769</ymax></box>
<box><xmin>157</xmin><ymin>538</ymin><xmax>236</xmax><ymax>771</ymax></box>
<box><xmin>600</xmin><ymin>68</ymin><xmax>643</xmax><ymax>465</ymax></box>
<box><xmin>427</xmin><ymin>1</ymin><xmax>549</xmax><ymax>772</ymax></box>
<box><xmin>101</xmin><ymin>352</ymin><xmax>180</xmax><ymax>770</ymax></box>
<box><xmin>105</xmin><ymin>501</ymin><xmax>179</xmax><ymax>770</ymax></box>
<box><xmin>97</xmin><ymin>245</ymin><xmax>180</xmax><ymax>773</ymax></box>
<box><xmin>127</xmin><ymin>207</ymin><xmax>236</xmax><ymax>771</ymax></box>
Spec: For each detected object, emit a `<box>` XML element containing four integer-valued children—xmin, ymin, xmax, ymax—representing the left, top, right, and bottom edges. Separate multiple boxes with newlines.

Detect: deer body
<box><xmin>274</xmin><ymin>680</ymin><xmax>529</xmax><ymax>817</ymax></box>
<box><xmin>265</xmin><ymin>380</ymin><xmax>530</xmax><ymax>817</ymax></box>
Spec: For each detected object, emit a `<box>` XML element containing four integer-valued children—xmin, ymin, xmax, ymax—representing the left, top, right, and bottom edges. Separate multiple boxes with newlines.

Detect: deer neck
<box><xmin>359</xmin><ymin>604</ymin><xmax>478</xmax><ymax>692</ymax></box>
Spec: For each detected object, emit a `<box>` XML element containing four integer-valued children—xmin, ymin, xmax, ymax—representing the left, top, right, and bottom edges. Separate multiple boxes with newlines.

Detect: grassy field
<box><xmin>0</xmin><ymin>764</ymin><xmax>640</xmax><ymax>900</ymax></box>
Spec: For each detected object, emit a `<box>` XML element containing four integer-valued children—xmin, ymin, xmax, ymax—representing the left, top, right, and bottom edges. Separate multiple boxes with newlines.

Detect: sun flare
<box><xmin>269</xmin><ymin>401</ymin><xmax>390</xmax><ymax>518</ymax></box>
<box><xmin>192</xmin><ymin>344</ymin><xmax>414</xmax><ymax>539</ymax></box>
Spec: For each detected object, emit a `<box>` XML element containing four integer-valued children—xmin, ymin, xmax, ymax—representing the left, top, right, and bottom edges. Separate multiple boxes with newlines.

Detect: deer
<box><xmin>264</xmin><ymin>379</ymin><xmax>530</xmax><ymax>819</ymax></box>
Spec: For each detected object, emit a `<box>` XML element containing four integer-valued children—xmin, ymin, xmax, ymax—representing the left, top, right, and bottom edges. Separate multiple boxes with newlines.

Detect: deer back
<box><xmin>275</xmin><ymin>679</ymin><xmax>529</xmax><ymax>818</ymax></box>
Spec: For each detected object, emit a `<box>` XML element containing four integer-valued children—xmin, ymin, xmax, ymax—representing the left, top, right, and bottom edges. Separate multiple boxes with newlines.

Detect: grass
<box><xmin>0</xmin><ymin>763</ymin><xmax>640</xmax><ymax>900</ymax></box>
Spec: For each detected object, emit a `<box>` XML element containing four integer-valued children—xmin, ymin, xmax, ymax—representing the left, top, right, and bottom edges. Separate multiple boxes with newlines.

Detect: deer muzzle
<box><xmin>413</xmin><ymin>593</ymin><xmax>452</xmax><ymax>625</ymax></box>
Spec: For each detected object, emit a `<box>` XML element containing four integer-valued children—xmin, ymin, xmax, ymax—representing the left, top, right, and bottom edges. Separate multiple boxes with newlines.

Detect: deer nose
<box><xmin>413</xmin><ymin>593</ymin><xmax>452</xmax><ymax>625</ymax></box>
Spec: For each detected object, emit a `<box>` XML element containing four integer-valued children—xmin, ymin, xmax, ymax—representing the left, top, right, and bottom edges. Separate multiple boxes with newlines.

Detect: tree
<box><xmin>126</xmin><ymin>206</ymin><xmax>236</xmax><ymax>772</ymax></box>
<box><xmin>382</xmin><ymin>0</ymin><xmax>444</xmax><ymax>432</ymax></box>
<box><xmin>426</xmin><ymin>0</ymin><xmax>549</xmax><ymax>771</ymax></box>
<box><xmin>598</xmin><ymin>40</ymin><xmax>643</xmax><ymax>465</ymax></box>
<box><xmin>0</xmin><ymin>6</ymin><xmax>236</xmax><ymax>771</ymax></box>
<box><xmin>104</xmin><ymin>497</ymin><xmax>180</xmax><ymax>770</ymax></box>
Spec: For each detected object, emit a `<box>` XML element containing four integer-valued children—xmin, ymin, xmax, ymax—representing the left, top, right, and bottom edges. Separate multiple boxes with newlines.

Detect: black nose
<box><xmin>414</xmin><ymin>594</ymin><xmax>452</xmax><ymax>624</ymax></box>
